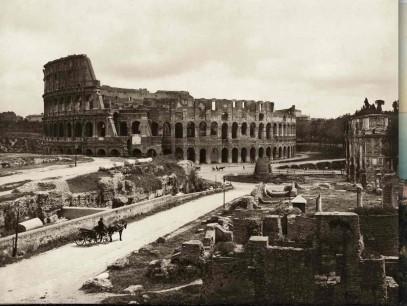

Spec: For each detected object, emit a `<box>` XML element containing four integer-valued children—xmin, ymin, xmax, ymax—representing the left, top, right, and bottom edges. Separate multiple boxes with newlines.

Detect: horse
<box><xmin>106</xmin><ymin>219</ymin><xmax>127</xmax><ymax>242</ymax></box>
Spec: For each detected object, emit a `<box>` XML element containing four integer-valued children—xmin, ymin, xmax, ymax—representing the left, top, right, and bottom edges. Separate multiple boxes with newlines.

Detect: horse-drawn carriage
<box><xmin>74</xmin><ymin>219</ymin><xmax>128</xmax><ymax>246</ymax></box>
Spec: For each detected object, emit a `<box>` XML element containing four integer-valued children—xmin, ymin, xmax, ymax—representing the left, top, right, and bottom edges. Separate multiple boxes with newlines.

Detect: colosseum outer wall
<box><xmin>43</xmin><ymin>54</ymin><xmax>296</xmax><ymax>163</ymax></box>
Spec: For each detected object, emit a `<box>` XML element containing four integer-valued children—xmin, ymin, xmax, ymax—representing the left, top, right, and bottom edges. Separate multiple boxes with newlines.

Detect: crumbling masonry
<box><xmin>42</xmin><ymin>54</ymin><xmax>296</xmax><ymax>162</ymax></box>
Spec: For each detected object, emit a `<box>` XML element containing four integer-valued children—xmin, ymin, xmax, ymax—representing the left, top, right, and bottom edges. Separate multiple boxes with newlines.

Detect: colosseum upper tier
<box><xmin>42</xmin><ymin>54</ymin><xmax>296</xmax><ymax>163</ymax></box>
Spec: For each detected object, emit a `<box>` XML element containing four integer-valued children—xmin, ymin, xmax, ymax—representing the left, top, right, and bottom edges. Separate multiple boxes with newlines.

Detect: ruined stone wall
<box><xmin>286</xmin><ymin>215</ymin><xmax>315</xmax><ymax>242</ymax></box>
<box><xmin>359</xmin><ymin>214</ymin><xmax>398</xmax><ymax>256</ymax></box>
<box><xmin>360</xmin><ymin>258</ymin><xmax>387</xmax><ymax>304</ymax></box>
<box><xmin>0</xmin><ymin>187</ymin><xmax>229</xmax><ymax>259</ymax></box>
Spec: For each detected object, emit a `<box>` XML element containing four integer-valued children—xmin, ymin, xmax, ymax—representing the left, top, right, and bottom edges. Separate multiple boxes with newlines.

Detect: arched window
<box><xmin>74</xmin><ymin>122</ymin><xmax>82</xmax><ymax>137</ymax></box>
<box><xmin>187</xmin><ymin>122</ymin><xmax>195</xmax><ymax>138</ymax></box>
<box><xmin>163</xmin><ymin>122</ymin><xmax>171</xmax><ymax>136</ymax></box>
<box><xmin>232</xmin><ymin>122</ymin><xmax>238</xmax><ymax>139</ymax></box>
<box><xmin>210</xmin><ymin>122</ymin><xmax>218</xmax><ymax>136</ymax></box>
<box><xmin>150</xmin><ymin>121</ymin><xmax>159</xmax><ymax>136</ymax></box>
<box><xmin>199</xmin><ymin>122</ymin><xmax>207</xmax><ymax>137</ymax></box>
<box><xmin>132</xmin><ymin>121</ymin><xmax>140</xmax><ymax>134</ymax></box>
<box><xmin>175</xmin><ymin>122</ymin><xmax>183</xmax><ymax>138</ymax></box>
<box><xmin>84</xmin><ymin>122</ymin><xmax>93</xmax><ymax>137</ymax></box>
<box><xmin>241</xmin><ymin>122</ymin><xmax>247</xmax><ymax>136</ymax></box>
<box><xmin>250</xmin><ymin>123</ymin><xmax>256</xmax><ymax>138</ymax></box>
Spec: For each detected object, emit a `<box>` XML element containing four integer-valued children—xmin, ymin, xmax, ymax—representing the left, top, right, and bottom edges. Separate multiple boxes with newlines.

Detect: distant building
<box><xmin>345</xmin><ymin>98</ymin><xmax>397</xmax><ymax>185</ymax></box>
<box><xmin>0</xmin><ymin>111</ymin><xmax>18</xmax><ymax>123</ymax></box>
<box><xmin>294</xmin><ymin>109</ymin><xmax>310</xmax><ymax>122</ymax></box>
<box><xmin>25</xmin><ymin>114</ymin><xmax>43</xmax><ymax>122</ymax></box>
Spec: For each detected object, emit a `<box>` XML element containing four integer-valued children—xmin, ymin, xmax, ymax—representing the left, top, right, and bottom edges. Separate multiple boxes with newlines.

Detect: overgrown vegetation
<box><xmin>352</xmin><ymin>206</ymin><xmax>398</xmax><ymax>216</ymax></box>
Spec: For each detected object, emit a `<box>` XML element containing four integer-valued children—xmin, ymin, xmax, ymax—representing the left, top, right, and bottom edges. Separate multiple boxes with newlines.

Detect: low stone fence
<box><xmin>0</xmin><ymin>186</ymin><xmax>232</xmax><ymax>259</ymax></box>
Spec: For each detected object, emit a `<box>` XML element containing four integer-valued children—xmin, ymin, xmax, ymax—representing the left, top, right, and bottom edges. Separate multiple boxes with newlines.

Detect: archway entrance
<box><xmin>232</xmin><ymin>148</ymin><xmax>239</xmax><ymax>163</ymax></box>
<box><xmin>221</xmin><ymin>148</ymin><xmax>228</xmax><ymax>163</ymax></box>
<box><xmin>200</xmin><ymin>149</ymin><xmax>206</xmax><ymax>164</ymax></box>
<box><xmin>241</xmin><ymin>148</ymin><xmax>247</xmax><ymax>163</ymax></box>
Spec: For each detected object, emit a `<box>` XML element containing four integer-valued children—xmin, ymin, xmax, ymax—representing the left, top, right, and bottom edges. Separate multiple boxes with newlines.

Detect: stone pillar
<box><xmin>356</xmin><ymin>185</ymin><xmax>363</xmax><ymax>208</ymax></box>
<box><xmin>316</xmin><ymin>194</ymin><xmax>323</xmax><ymax>212</ymax></box>
<box><xmin>227</xmin><ymin>148</ymin><xmax>232</xmax><ymax>163</ymax></box>
<box><xmin>238</xmin><ymin>150</ymin><xmax>242</xmax><ymax>163</ymax></box>
<box><xmin>206</xmin><ymin>149</ymin><xmax>211</xmax><ymax>164</ymax></box>
<box><xmin>206</xmin><ymin>125</ymin><xmax>211</xmax><ymax>137</ymax></box>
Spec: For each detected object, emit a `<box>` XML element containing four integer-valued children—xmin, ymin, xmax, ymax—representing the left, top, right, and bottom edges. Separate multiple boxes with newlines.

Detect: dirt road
<box><xmin>0</xmin><ymin>183</ymin><xmax>252</xmax><ymax>304</ymax></box>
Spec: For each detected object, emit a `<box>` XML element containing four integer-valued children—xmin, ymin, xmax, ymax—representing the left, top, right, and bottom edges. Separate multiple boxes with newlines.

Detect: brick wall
<box><xmin>359</xmin><ymin>214</ymin><xmax>398</xmax><ymax>256</ymax></box>
<box><xmin>286</xmin><ymin>215</ymin><xmax>315</xmax><ymax>242</ymax></box>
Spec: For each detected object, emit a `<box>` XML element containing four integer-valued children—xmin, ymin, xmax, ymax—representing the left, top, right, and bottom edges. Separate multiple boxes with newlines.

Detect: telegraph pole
<box><xmin>12</xmin><ymin>204</ymin><xmax>20</xmax><ymax>257</ymax></box>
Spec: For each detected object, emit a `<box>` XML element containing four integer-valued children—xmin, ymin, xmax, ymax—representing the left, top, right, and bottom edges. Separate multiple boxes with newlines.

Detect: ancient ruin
<box><xmin>42</xmin><ymin>54</ymin><xmax>296</xmax><ymax>162</ymax></box>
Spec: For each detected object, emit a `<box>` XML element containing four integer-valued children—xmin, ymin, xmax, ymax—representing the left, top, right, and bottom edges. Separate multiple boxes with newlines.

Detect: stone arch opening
<box><xmin>273</xmin><ymin>123</ymin><xmax>277</xmax><ymax>136</ymax></box>
<box><xmin>232</xmin><ymin>122</ymin><xmax>238</xmax><ymax>139</ymax></box>
<box><xmin>232</xmin><ymin>148</ymin><xmax>239</xmax><ymax>163</ymax></box>
<box><xmin>163</xmin><ymin>148</ymin><xmax>172</xmax><ymax>155</ymax></box>
<box><xmin>211</xmin><ymin>148</ymin><xmax>219</xmax><ymax>163</ymax></box>
<box><xmin>175</xmin><ymin>122</ymin><xmax>183</xmax><ymax>138</ymax></box>
<box><xmin>199</xmin><ymin>122</ymin><xmax>207</xmax><ymax>137</ymax></box>
<box><xmin>266</xmin><ymin>123</ymin><xmax>271</xmax><ymax>139</ymax></box>
<box><xmin>147</xmin><ymin>149</ymin><xmax>157</xmax><ymax>157</ymax></box>
<box><xmin>187</xmin><ymin>122</ymin><xmax>195</xmax><ymax>138</ymax></box>
<box><xmin>278</xmin><ymin>147</ymin><xmax>282</xmax><ymax>158</ymax></box>
<box><xmin>118</xmin><ymin>122</ymin><xmax>127</xmax><ymax>136</ymax></box>
<box><xmin>258</xmin><ymin>123</ymin><xmax>264</xmax><ymax>139</ymax></box>
<box><xmin>110</xmin><ymin>149</ymin><xmax>120</xmax><ymax>157</ymax></box>
<box><xmin>132</xmin><ymin>149</ymin><xmax>142</xmax><ymax>158</ymax></box>
<box><xmin>241</xmin><ymin>147</ymin><xmax>248</xmax><ymax>162</ymax></box>
<box><xmin>85</xmin><ymin>148</ymin><xmax>93</xmax><ymax>156</ymax></box>
<box><xmin>74</xmin><ymin>122</ymin><xmax>82</xmax><ymax>137</ymax></box>
<box><xmin>210</xmin><ymin>122</ymin><xmax>218</xmax><ymax>136</ymax></box>
<box><xmin>200</xmin><ymin>149</ymin><xmax>206</xmax><ymax>163</ymax></box>
<box><xmin>283</xmin><ymin>147</ymin><xmax>287</xmax><ymax>158</ymax></box>
<box><xmin>250</xmin><ymin>147</ymin><xmax>256</xmax><ymax>162</ymax></box>
<box><xmin>279</xmin><ymin>123</ymin><xmax>282</xmax><ymax>136</ymax></box>
<box><xmin>250</xmin><ymin>123</ymin><xmax>256</xmax><ymax>138</ymax></box>
<box><xmin>187</xmin><ymin>147</ymin><xmax>196</xmax><ymax>162</ymax></box>
<box><xmin>97</xmin><ymin>121</ymin><xmax>106</xmax><ymax>137</ymax></box>
<box><xmin>258</xmin><ymin>147</ymin><xmax>264</xmax><ymax>158</ymax></box>
<box><xmin>97</xmin><ymin>149</ymin><xmax>106</xmax><ymax>157</ymax></box>
<box><xmin>84</xmin><ymin>122</ymin><xmax>93</xmax><ymax>137</ymax></box>
<box><xmin>266</xmin><ymin>146</ymin><xmax>272</xmax><ymax>158</ymax></box>
<box><xmin>66</xmin><ymin>148</ymin><xmax>72</xmax><ymax>155</ymax></box>
<box><xmin>163</xmin><ymin>122</ymin><xmax>171</xmax><ymax>137</ymax></box>
<box><xmin>175</xmin><ymin>148</ymin><xmax>184</xmax><ymax>160</ymax></box>
<box><xmin>241</xmin><ymin>122</ymin><xmax>247</xmax><ymax>136</ymax></box>
<box><xmin>221</xmin><ymin>123</ymin><xmax>228</xmax><ymax>139</ymax></box>
<box><xmin>58</xmin><ymin>123</ymin><xmax>64</xmax><ymax>137</ymax></box>
<box><xmin>221</xmin><ymin>148</ymin><xmax>228</xmax><ymax>163</ymax></box>
<box><xmin>132</xmin><ymin>121</ymin><xmax>140</xmax><ymax>134</ymax></box>
<box><xmin>53</xmin><ymin>123</ymin><xmax>58</xmax><ymax>137</ymax></box>
<box><xmin>150</xmin><ymin>121</ymin><xmax>159</xmax><ymax>136</ymax></box>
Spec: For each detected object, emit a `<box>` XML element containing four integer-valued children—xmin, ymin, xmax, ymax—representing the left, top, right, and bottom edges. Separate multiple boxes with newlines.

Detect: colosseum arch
<box><xmin>250</xmin><ymin>147</ymin><xmax>256</xmax><ymax>162</ymax></box>
<box><xmin>97</xmin><ymin>149</ymin><xmax>106</xmax><ymax>156</ymax></box>
<box><xmin>200</xmin><ymin>149</ymin><xmax>206</xmax><ymax>163</ymax></box>
<box><xmin>85</xmin><ymin>148</ymin><xmax>93</xmax><ymax>156</ymax></box>
<box><xmin>187</xmin><ymin>147</ymin><xmax>195</xmax><ymax>162</ymax></box>
<box><xmin>110</xmin><ymin>149</ymin><xmax>121</xmax><ymax>157</ymax></box>
<box><xmin>232</xmin><ymin>122</ymin><xmax>238</xmax><ymax>139</ymax></box>
<box><xmin>84</xmin><ymin>122</ymin><xmax>93</xmax><ymax>137</ymax></box>
<box><xmin>266</xmin><ymin>123</ymin><xmax>271</xmax><ymax>139</ymax></box>
<box><xmin>175</xmin><ymin>122</ymin><xmax>183</xmax><ymax>138</ymax></box>
<box><xmin>53</xmin><ymin>123</ymin><xmax>58</xmax><ymax>137</ymax></box>
<box><xmin>221</xmin><ymin>123</ymin><xmax>228</xmax><ymax>139</ymax></box>
<box><xmin>210</xmin><ymin>122</ymin><xmax>218</xmax><ymax>136</ymax></box>
<box><xmin>163</xmin><ymin>148</ymin><xmax>172</xmax><ymax>155</ymax></box>
<box><xmin>258</xmin><ymin>123</ymin><xmax>264</xmax><ymax>139</ymax></box>
<box><xmin>241</xmin><ymin>147</ymin><xmax>248</xmax><ymax>162</ymax></box>
<box><xmin>211</xmin><ymin>148</ymin><xmax>219</xmax><ymax>163</ymax></box>
<box><xmin>147</xmin><ymin>149</ymin><xmax>157</xmax><ymax>157</ymax></box>
<box><xmin>199</xmin><ymin>122</ymin><xmax>207</xmax><ymax>137</ymax></box>
<box><xmin>273</xmin><ymin>123</ymin><xmax>278</xmax><ymax>136</ymax></box>
<box><xmin>241</xmin><ymin>122</ymin><xmax>247</xmax><ymax>136</ymax></box>
<box><xmin>278</xmin><ymin>147</ymin><xmax>282</xmax><ymax>158</ymax></box>
<box><xmin>278</xmin><ymin>123</ymin><xmax>282</xmax><ymax>136</ymax></box>
<box><xmin>250</xmin><ymin>123</ymin><xmax>256</xmax><ymax>138</ymax></box>
<box><xmin>66</xmin><ymin>122</ymin><xmax>72</xmax><ymax>137</ymax></box>
<box><xmin>74</xmin><ymin>122</ymin><xmax>82</xmax><ymax>137</ymax></box>
<box><xmin>119</xmin><ymin>122</ymin><xmax>128</xmax><ymax>136</ymax></box>
<box><xmin>150</xmin><ymin>121</ymin><xmax>159</xmax><ymax>136</ymax></box>
<box><xmin>132</xmin><ymin>121</ymin><xmax>140</xmax><ymax>134</ymax></box>
<box><xmin>221</xmin><ymin>148</ymin><xmax>228</xmax><ymax>163</ymax></box>
<box><xmin>58</xmin><ymin>122</ymin><xmax>64</xmax><ymax>137</ymax></box>
<box><xmin>283</xmin><ymin>147</ymin><xmax>287</xmax><ymax>158</ymax></box>
<box><xmin>187</xmin><ymin>122</ymin><xmax>195</xmax><ymax>138</ymax></box>
<box><xmin>175</xmin><ymin>148</ymin><xmax>184</xmax><ymax>160</ymax></box>
<box><xmin>97</xmin><ymin>121</ymin><xmax>106</xmax><ymax>137</ymax></box>
<box><xmin>132</xmin><ymin>149</ymin><xmax>142</xmax><ymax>157</ymax></box>
<box><xmin>266</xmin><ymin>146</ymin><xmax>271</xmax><ymax>158</ymax></box>
<box><xmin>163</xmin><ymin>122</ymin><xmax>171</xmax><ymax>136</ymax></box>
<box><xmin>258</xmin><ymin>147</ymin><xmax>264</xmax><ymax>158</ymax></box>
<box><xmin>232</xmin><ymin>148</ymin><xmax>239</xmax><ymax>163</ymax></box>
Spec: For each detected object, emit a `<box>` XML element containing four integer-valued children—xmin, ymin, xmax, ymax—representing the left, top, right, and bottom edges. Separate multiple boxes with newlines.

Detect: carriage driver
<box><xmin>96</xmin><ymin>217</ymin><xmax>106</xmax><ymax>240</ymax></box>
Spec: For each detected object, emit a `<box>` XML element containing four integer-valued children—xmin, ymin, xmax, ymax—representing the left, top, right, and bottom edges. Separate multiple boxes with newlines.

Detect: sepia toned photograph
<box><xmin>0</xmin><ymin>0</ymin><xmax>402</xmax><ymax>304</ymax></box>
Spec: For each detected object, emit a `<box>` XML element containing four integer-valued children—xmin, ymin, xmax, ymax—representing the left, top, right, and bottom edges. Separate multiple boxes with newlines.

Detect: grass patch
<box><xmin>67</xmin><ymin>171</ymin><xmax>112</xmax><ymax>193</ymax></box>
<box><xmin>0</xmin><ymin>180</ymin><xmax>31</xmax><ymax>192</ymax></box>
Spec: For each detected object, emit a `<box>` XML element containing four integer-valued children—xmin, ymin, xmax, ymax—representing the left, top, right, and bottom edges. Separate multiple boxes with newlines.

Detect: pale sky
<box><xmin>401</xmin><ymin>2</ymin><xmax>407</xmax><ymax>112</ymax></box>
<box><xmin>0</xmin><ymin>0</ymin><xmax>398</xmax><ymax>118</ymax></box>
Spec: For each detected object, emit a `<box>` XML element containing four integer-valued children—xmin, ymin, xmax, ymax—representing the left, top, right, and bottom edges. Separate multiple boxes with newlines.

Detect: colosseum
<box><xmin>42</xmin><ymin>54</ymin><xmax>296</xmax><ymax>163</ymax></box>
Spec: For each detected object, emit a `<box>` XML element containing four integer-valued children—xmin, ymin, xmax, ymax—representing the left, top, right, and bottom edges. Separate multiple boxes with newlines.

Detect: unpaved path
<box><xmin>0</xmin><ymin>183</ymin><xmax>252</xmax><ymax>304</ymax></box>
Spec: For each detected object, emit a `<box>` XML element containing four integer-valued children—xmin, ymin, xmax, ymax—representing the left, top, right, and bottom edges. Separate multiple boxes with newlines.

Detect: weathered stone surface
<box><xmin>123</xmin><ymin>285</ymin><xmax>144</xmax><ymax>295</ymax></box>
<box><xmin>108</xmin><ymin>257</ymin><xmax>130</xmax><ymax>270</ymax></box>
<box><xmin>82</xmin><ymin>272</ymin><xmax>112</xmax><ymax>291</ymax></box>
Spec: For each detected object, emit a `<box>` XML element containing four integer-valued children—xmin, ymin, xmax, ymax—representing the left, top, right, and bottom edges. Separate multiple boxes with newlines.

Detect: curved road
<box><xmin>0</xmin><ymin>182</ymin><xmax>253</xmax><ymax>304</ymax></box>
